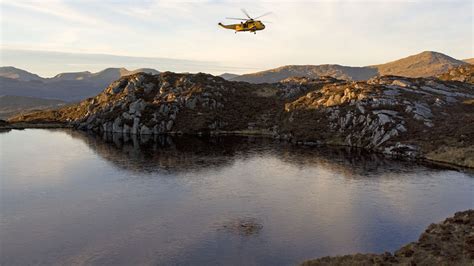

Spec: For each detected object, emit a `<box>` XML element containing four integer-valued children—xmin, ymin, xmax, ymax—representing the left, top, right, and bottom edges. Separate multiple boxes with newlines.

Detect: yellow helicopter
<box><xmin>218</xmin><ymin>9</ymin><xmax>271</xmax><ymax>34</ymax></box>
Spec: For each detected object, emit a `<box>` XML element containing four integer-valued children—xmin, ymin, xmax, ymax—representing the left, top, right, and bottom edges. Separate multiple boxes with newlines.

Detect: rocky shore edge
<box><xmin>301</xmin><ymin>210</ymin><xmax>474</xmax><ymax>266</ymax></box>
<box><xmin>0</xmin><ymin>119</ymin><xmax>472</xmax><ymax>171</ymax></box>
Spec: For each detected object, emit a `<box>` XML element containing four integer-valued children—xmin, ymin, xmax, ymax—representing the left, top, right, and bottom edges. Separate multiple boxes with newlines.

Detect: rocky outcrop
<box><xmin>301</xmin><ymin>210</ymin><xmax>474</xmax><ymax>266</ymax></box>
<box><xmin>280</xmin><ymin>75</ymin><xmax>474</xmax><ymax>167</ymax></box>
<box><xmin>9</xmin><ymin>70</ymin><xmax>474</xmax><ymax>168</ymax></box>
<box><xmin>437</xmin><ymin>64</ymin><xmax>474</xmax><ymax>84</ymax></box>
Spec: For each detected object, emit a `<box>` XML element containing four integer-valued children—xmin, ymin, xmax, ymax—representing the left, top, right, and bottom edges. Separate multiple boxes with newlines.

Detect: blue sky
<box><xmin>1</xmin><ymin>0</ymin><xmax>472</xmax><ymax>77</ymax></box>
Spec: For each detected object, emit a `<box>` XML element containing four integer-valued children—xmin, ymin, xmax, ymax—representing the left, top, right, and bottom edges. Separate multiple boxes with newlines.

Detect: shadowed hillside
<box><xmin>0</xmin><ymin>95</ymin><xmax>66</xmax><ymax>119</ymax></box>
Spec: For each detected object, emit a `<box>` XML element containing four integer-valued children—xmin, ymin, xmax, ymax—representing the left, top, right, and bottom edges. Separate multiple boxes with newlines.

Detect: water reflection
<box><xmin>64</xmin><ymin>130</ymin><xmax>440</xmax><ymax>178</ymax></box>
<box><xmin>1</xmin><ymin>129</ymin><xmax>473</xmax><ymax>266</ymax></box>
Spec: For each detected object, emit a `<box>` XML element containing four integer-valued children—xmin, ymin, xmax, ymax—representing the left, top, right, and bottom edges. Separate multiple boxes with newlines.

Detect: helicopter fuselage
<box><xmin>218</xmin><ymin>20</ymin><xmax>265</xmax><ymax>33</ymax></box>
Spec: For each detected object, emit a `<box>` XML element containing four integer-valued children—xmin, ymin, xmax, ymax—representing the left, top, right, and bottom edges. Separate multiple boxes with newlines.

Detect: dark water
<box><xmin>1</xmin><ymin>129</ymin><xmax>473</xmax><ymax>265</ymax></box>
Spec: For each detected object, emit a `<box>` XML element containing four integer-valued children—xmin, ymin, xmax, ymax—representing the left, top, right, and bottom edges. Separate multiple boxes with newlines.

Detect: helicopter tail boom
<box><xmin>218</xmin><ymin>23</ymin><xmax>236</xmax><ymax>30</ymax></box>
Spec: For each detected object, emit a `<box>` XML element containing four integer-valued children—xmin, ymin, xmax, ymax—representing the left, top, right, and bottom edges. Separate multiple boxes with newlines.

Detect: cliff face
<box><xmin>10</xmin><ymin>67</ymin><xmax>474</xmax><ymax>167</ymax></box>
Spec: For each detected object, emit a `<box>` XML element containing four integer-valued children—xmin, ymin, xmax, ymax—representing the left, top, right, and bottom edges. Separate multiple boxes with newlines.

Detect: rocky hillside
<box><xmin>0</xmin><ymin>67</ymin><xmax>159</xmax><ymax>101</ymax></box>
<box><xmin>10</xmin><ymin>70</ymin><xmax>474</xmax><ymax>168</ymax></box>
<box><xmin>302</xmin><ymin>209</ymin><xmax>474</xmax><ymax>265</ymax></box>
<box><xmin>232</xmin><ymin>51</ymin><xmax>468</xmax><ymax>83</ymax></box>
<box><xmin>437</xmin><ymin>64</ymin><xmax>474</xmax><ymax>84</ymax></box>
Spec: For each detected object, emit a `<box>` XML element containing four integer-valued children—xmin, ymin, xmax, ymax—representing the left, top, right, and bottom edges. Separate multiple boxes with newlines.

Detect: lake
<box><xmin>1</xmin><ymin>129</ymin><xmax>473</xmax><ymax>265</ymax></box>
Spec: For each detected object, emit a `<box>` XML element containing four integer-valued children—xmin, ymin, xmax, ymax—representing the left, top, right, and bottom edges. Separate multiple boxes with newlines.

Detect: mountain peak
<box><xmin>376</xmin><ymin>51</ymin><xmax>463</xmax><ymax>65</ymax></box>
<box><xmin>371</xmin><ymin>51</ymin><xmax>466</xmax><ymax>77</ymax></box>
<box><xmin>419</xmin><ymin>50</ymin><xmax>443</xmax><ymax>55</ymax></box>
<box><xmin>406</xmin><ymin>51</ymin><xmax>461</xmax><ymax>63</ymax></box>
<box><xmin>0</xmin><ymin>66</ymin><xmax>43</xmax><ymax>81</ymax></box>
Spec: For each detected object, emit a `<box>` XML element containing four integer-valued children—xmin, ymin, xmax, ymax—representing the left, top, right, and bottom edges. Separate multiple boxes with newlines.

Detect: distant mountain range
<box><xmin>0</xmin><ymin>67</ymin><xmax>159</xmax><ymax>101</ymax></box>
<box><xmin>230</xmin><ymin>51</ymin><xmax>472</xmax><ymax>83</ymax></box>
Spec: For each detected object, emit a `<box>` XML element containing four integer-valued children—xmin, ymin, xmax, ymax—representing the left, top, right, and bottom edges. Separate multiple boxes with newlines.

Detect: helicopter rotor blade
<box><xmin>241</xmin><ymin>8</ymin><xmax>252</xmax><ymax>19</ymax></box>
<box><xmin>225</xmin><ymin>17</ymin><xmax>248</xmax><ymax>20</ymax></box>
<box><xmin>254</xmin><ymin>12</ymin><xmax>272</xmax><ymax>19</ymax></box>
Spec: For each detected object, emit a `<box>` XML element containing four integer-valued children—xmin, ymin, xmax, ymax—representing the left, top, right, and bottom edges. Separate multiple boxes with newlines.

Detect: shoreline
<box><xmin>2</xmin><ymin>122</ymin><xmax>472</xmax><ymax>171</ymax></box>
<box><xmin>301</xmin><ymin>210</ymin><xmax>474</xmax><ymax>265</ymax></box>
<box><xmin>0</xmin><ymin>122</ymin><xmax>71</xmax><ymax>130</ymax></box>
